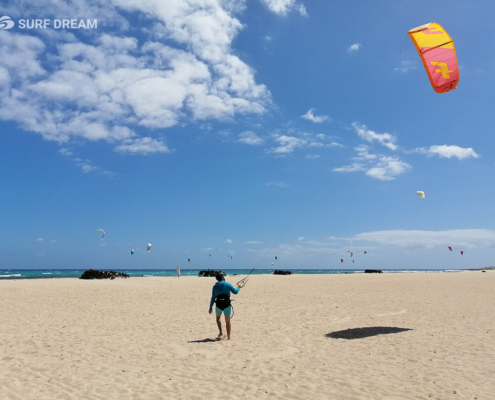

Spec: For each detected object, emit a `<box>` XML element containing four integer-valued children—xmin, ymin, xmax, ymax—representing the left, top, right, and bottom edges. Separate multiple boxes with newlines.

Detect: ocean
<box><xmin>0</xmin><ymin>268</ymin><xmax>457</xmax><ymax>280</ymax></box>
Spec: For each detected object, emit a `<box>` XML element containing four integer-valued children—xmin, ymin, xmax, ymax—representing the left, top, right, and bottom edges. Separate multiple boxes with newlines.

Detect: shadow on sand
<box><xmin>188</xmin><ymin>338</ymin><xmax>221</xmax><ymax>343</ymax></box>
<box><xmin>326</xmin><ymin>326</ymin><xmax>412</xmax><ymax>340</ymax></box>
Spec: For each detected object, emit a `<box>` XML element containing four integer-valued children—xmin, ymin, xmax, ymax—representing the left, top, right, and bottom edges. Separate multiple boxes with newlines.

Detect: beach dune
<box><xmin>1</xmin><ymin>272</ymin><xmax>494</xmax><ymax>399</ymax></box>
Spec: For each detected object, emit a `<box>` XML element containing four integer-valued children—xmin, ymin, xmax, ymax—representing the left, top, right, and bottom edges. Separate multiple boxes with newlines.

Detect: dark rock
<box><xmin>273</xmin><ymin>270</ymin><xmax>292</xmax><ymax>275</ymax></box>
<box><xmin>198</xmin><ymin>269</ymin><xmax>224</xmax><ymax>277</ymax></box>
<box><xmin>364</xmin><ymin>269</ymin><xmax>383</xmax><ymax>274</ymax></box>
<box><xmin>79</xmin><ymin>269</ymin><xmax>130</xmax><ymax>280</ymax></box>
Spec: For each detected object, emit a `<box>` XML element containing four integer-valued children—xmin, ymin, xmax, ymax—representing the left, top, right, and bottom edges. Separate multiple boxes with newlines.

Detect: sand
<box><xmin>1</xmin><ymin>271</ymin><xmax>494</xmax><ymax>400</ymax></box>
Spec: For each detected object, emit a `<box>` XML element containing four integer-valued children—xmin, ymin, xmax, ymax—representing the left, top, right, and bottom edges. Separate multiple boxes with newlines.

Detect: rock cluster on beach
<box><xmin>198</xmin><ymin>269</ymin><xmax>224</xmax><ymax>277</ymax></box>
<box><xmin>79</xmin><ymin>269</ymin><xmax>130</xmax><ymax>280</ymax></box>
<box><xmin>273</xmin><ymin>270</ymin><xmax>292</xmax><ymax>275</ymax></box>
<box><xmin>364</xmin><ymin>269</ymin><xmax>383</xmax><ymax>274</ymax></box>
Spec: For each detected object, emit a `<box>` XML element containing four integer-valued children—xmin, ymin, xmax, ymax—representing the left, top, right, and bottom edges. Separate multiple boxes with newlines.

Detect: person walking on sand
<box><xmin>176</xmin><ymin>265</ymin><xmax>180</xmax><ymax>278</ymax></box>
<box><xmin>208</xmin><ymin>272</ymin><xmax>240</xmax><ymax>340</ymax></box>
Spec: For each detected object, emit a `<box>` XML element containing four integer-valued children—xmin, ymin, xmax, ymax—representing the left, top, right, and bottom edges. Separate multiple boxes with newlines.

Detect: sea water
<box><xmin>0</xmin><ymin>268</ymin><xmax>453</xmax><ymax>280</ymax></box>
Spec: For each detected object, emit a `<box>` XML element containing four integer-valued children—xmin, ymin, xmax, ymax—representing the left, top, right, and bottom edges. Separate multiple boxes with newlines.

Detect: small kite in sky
<box><xmin>131</xmin><ymin>250</ymin><xmax>134</xmax><ymax>255</ymax></box>
<box><xmin>147</xmin><ymin>243</ymin><xmax>152</xmax><ymax>252</ymax></box>
<box><xmin>417</xmin><ymin>191</ymin><xmax>425</xmax><ymax>199</ymax></box>
<box><xmin>96</xmin><ymin>229</ymin><xmax>105</xmax><ymax>238</ymax></box>
<box><xmin>460</xmin><ymin>250</ymin><xmax>465</xmax><ymax>255</ymax></box>
<box><xmin>364</xmin><ymin>251</ymin><xmax>367</xmax><ymax>254</ymax></box>
<box><xmin>448</xmin><ymin>246</ymin><xmax>452</xmax><ymax>251</ymax></box>
<box><xmin>348</xmin><ymin>251</ymin><xmax>353</xmax><ymax>257</ymax></box>
<box><xmin>188</xmin><ymin>258</ymin><xmax>190</xmax><ymax>262</ymax></box>
<box><xmin>408</xmin><ymin>22</ymin><xmax>459</xmax><ymax>94</ymax></box>
<box><xmin>275</xmin><ymin>256</ymin><xmax>278</xmax><ymax>260</ymax></box>
<box><xmin>341</xmin><ymin>259</ymin><xmax>344</xmax><ymax>264</ymax></box>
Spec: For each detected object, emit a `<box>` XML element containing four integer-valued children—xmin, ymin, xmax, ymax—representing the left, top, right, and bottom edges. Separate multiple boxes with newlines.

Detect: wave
<box><xmin>0</xmin><ymin>274</ymin><xmax>21</xmax><ymax>278</ymax></box>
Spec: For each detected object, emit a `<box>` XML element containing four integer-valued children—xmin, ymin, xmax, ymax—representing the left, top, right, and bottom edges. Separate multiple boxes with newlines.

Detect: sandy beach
<box><xmin>1</xmin><ymin>271</ymin><xmax>494</xmax><ymax>400</ymax></box>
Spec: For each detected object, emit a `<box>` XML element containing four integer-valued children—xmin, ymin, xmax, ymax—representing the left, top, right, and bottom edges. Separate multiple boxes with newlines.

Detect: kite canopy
<box><xmin>417</xmin><ymin>191</ymin><xmax>426</xmax><ymax>199</ymax></box>
<box><xmin>448</xmin><ymin>246</ymin><xmax>453</xmax><ymax>251</ymax></box>
<box><xmin>147</xmin><ymin>243</ymin><xmax>152</xmax><ymax>252</ymax></box>
<box><xmin>408</xmin><ymin>22</ymin><xmax>459</xmax><ymax>94</ymax></box>
<box><xmin>460</xmin><ymin>250</ymin><xmax>465</xmax><ymax>255</ymax></box>
<box><xmin>96</xmin><ymin>229</ymin><xmax>105</xmax><ymax>238</ymax></box>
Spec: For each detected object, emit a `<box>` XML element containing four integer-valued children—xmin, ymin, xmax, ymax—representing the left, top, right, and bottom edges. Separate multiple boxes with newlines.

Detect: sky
<box><xmin>1</xmin><ymin>0</ymin><xmax>495</xmax><ymax>271</ymax></box>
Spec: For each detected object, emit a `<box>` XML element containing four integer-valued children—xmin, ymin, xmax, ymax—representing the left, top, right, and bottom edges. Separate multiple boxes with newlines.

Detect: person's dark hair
<box><xmin>215</xmin><ymin>272</ymin><xmax>225</xmax><ymax>282</ymax></box>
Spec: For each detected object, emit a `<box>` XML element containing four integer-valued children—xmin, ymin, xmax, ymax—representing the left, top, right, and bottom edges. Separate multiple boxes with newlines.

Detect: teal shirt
<box><xmin>209</xmin><ymin>281</ymin><xmax>240</xmax><ymax>309</ymax></box>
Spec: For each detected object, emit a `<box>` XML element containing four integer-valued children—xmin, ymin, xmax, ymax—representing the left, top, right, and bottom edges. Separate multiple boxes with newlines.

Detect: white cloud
<box><xmin>265</xmin><ymin>181</ymin><xmax>288</xmax><ymax>187</ymax></box>
<box><xmin>352</xmin><ymin>122</ymin><xmax>397</xmax><ymax>150</ymax></box>
<box><xmin>306</xmin><ymin>154</ymin><xmax>320</xmax><ymax>159</ymax></box>
<box><xmin>58</xmin><ymin>148</ymin><xmax>73</xmax><ymax>156</ymax></box>
<box><xmin>365</xmin><ymin>156</ymin><xmax>410</xmax><ymax>181</ymax></box>
<box><xmin>226</xmin><ymin>239</ymin><xmax>232</xmax><ymax>244</ymax></box>
<box><xmin>260</xmin><ymin>0</ymin><xmax>308</xmax><ymax>16</ymax></box>
<box><xmin>395</xmin><ymin>61</ymin><xmax>416</xmax><ymax>73</ymax></box>
<box><xmin>114</xmin><ymin>137</ymin><xmax>171</xmax><ymax>155</ymax></box>
<box><xmin>352</xmin><ymin>229</ymin><xmax>495</xmax><ymax>250</ymax></box>
<box><xmin>301</xmin><ymin>108</ymin><xmax>329</xmax><ymax>123</ymax></box>
<box><xmin>0</xmin><ymin>1</ymin><xmax>271</xmax><ymax>153</ymax></box>
<box><xmin>413</xmin><ymin>145</ymin><xmax>480</xmax><ymax>160</ymax></box>
<box><xmin>297</xmin><ymin>236</ymin><xmax>305</xmax><ymax>241</ymax></box>
<box><xmin>34</xmin><ymin>238</ymin><xmax>43</xmax><ymax>242</ymax></box>
<box><xmin>245</xmin><ymin>241</ymin><xmax>262</xmax><ymax>244</ymax></box>
<box><xmin>268</xmin><ymin>135</ymin><xmax>307</xmax><ymax>154</ymax></box>
<box><xmin>348</xmin><ymin>43</ymin><xmax>361</xmax><ymax>52</ymax></box>
<box><xmin>238</xmin><ymin>131</ymin><xmax>263</xmax><ymax>145</ymax></box>
<box><xmin>333</xmin><ymin>145</ymin><xmax>410</xmax><ymax>181</ymax></box>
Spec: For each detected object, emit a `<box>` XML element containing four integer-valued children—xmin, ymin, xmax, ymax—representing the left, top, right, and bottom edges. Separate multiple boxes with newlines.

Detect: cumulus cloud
<box><xmin>348</xmin><ymin>43</ymin><xmax>361</xmax><ymax>52</ymax></box>
<box><xmin>114</xmin><ymin>137</ymin><xmax>171</xmax><ymax>155</ymax></box>
<box><xmin>333</xmin><ymin>145</ymin><xmax>410</xmax><ymax>181</ymax></box>
<box><xmin>352</xmin><ymin>229</ymin><xmax>495</xmax><ymax>250</ymax></box>
<box><xmin>34</xmin><ymin>238</ymin><xmax>43</xmax><ymax>242</ymax></box>
<box><xmin>260</xmin><ymin>0</ymin><xmax>308</xmax><ymax>16</ymax></box>
<box><xmin>352</xmin><ymin>122</ymin><xmax>397</xmax><ymax>150</ymax></box>
<box><xmin>238</xmin><ymin>131</ymin><xmax>263</xmax><ymax>145</ymax></box>
<box><xmin>226</xmin><ymin>239</ymin><xmax>232</xmax><ymax>244</ymax></box>
<box><xmin>301</xmin><ymin>108</ymin><xmax>330</xmax><ymax>123</ymax></box>
<box><xmin>268</xmin><ymin>135</ymin><xmax>308</xmax><ymax>154</ymax></box>
<box><xmin>395</xmin><ymin>61</ymin><xmax>416</xmax><ymax>73</ymax></box>
<box><xmin>0</xmin><ymin>1</ymin><xmax>271</xmax><ymax>154</ymax></box>
<box><xmin>413</xmin><ymin>145</ymin><xmax>480</xmax><ymax>160</ymax></box>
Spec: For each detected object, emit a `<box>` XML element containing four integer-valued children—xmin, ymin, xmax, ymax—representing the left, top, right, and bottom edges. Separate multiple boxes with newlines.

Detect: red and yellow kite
<box><xmin>408</xmin><ymin>22</ymin><xmax>459</xmax><ymax>94</ymax></box>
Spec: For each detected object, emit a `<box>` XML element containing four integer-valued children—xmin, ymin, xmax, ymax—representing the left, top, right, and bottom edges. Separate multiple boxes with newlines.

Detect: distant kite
<box><xmin>364</xmin><ymin>251</ymin><xmax>367</xmax><ymax>254</ymax></box>
<box><xmin>147</xmin><ymin>243</ymin><xmax>152</xmax><ymax>252</ymax></box>
<box><xmin>341</xmin><ymin>259</ymin><xmax>344</xmax><ymax>264</ymax></box>
<box><xmin>460</xmin><ymin>250</ymin><xmax>465</xmax><ymax>255</ymax></box>
<box><xmin>131</xmin><ymin>250</ymin><xmax>134</xmax><ymax>255</ymax></box>
<box><xmin>188</xmin><ymin>258</ymin><xmax>190</xmax><ymax>262</ymax></box>
<box><xmin>417</xmin><ymin>191</ymin><xmax>425</xmax><ymax>199</ymax></box>
<box><xmin>96</xmin><ymin>229</ymin><xmax>105</xmax><ymax>238</ymax></box>
<box><xmin>275</xmin><ymin>256</ymin><xmax>278</xmax><ymax>260</ymax></box>
<box><xmin>348</xmin><ymin>251</ymin><xmax>353</xmax><ymax>257</ymax></box>
<box><xmin>448</xmin><ymin>246</ymin><xmax>452</xmax><ymax>251</ymax></box>
<box><xmin>408</xmin><ymin>22</ymin><xmax>459</xmax><ymax>93</ymax></box>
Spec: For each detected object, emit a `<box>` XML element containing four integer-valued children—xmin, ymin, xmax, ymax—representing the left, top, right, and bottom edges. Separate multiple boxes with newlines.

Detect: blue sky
<box><xmin>1</xmin><ymin>0</ymin><xmax>494</xmax><ymax>270</ymax></box>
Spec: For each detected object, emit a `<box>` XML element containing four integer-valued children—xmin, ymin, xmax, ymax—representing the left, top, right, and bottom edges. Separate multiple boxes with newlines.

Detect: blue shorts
<box><xmin>215</xmin><ymin>306</ymin><xmax>232</xmax><ymax>317</ymax></box>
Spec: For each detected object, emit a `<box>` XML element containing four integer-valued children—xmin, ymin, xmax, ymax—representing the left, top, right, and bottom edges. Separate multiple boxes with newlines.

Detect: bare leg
<box><xmin>215</xmin><ymin>314</ymin><xmax>223</xmax><ymax>337</ymax></box>
<box><xmin>225</xmin><ymin>315</ymin><xmax>231</xmax><ymax>340</ymax></box>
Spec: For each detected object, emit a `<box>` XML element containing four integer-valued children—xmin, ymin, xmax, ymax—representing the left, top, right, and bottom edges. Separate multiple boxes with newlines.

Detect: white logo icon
<box><xmin>0</xmin><ymin>16</ymin><xmax>15</xmax><ymax>29</ymax></box>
